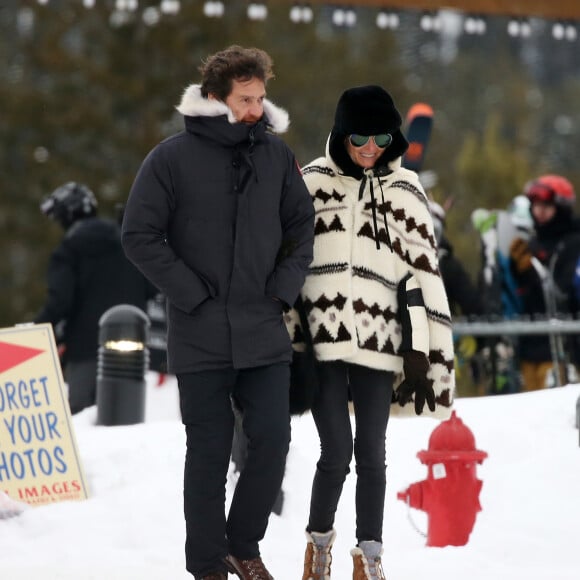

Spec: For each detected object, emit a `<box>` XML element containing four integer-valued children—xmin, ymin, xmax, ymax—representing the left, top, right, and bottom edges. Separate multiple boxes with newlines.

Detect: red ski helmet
<box><xmin>523</xmin><ymin>175</ymin><xmax>576</xmax><ymax>208</ymax></box>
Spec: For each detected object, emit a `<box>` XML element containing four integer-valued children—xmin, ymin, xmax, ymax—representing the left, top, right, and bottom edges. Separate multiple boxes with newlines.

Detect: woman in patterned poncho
<box><xmin>295</xmin><ymin>86</ymin><xmax>455</xmax><ymax>580</ymax></box>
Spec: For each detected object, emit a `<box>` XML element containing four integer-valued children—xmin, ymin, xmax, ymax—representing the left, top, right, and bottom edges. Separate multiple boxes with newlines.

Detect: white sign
<box><xmin>0</xmin><ymin>324</ymin><xmax>89</xmax><ymax>506</ymax></box>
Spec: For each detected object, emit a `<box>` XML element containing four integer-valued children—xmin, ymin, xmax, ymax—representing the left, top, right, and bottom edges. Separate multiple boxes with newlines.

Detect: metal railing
<box><xmin>452</xmin><ymin>316</ymin><xmax>580</xmax><ymax>337</ymax></box>
<box><xmin>451</xmin><ymin>314</ymin><xmax>580</xmax><ymax>389</ymax></box>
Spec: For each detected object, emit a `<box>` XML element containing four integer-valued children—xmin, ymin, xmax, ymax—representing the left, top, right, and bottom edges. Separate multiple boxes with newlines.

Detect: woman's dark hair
<box><xmin>199</xmin><ymin>45</ymin><xmax>274</xmax><ymax>100</ymax></box>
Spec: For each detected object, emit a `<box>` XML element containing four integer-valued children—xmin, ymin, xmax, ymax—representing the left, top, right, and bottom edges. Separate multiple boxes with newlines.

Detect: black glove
<box><xmin>397</xmin><ymin>350</ymin><xmax>436</xmax><ymax>415</ymax></box>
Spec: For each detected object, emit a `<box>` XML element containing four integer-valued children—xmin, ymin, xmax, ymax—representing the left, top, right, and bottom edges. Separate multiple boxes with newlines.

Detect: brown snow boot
<box><xmin>351</xmin><ymin>541</ymin><xmax>386</xmax><ymax>580</ymax></box>
<box><xmin>224</xmin><ymin>554</ymin><xmax>273</xmax><ymax>579</ymax></box>
<box><xmin>201</xmin><ymin>573</ymin><xmax>227</xmax><ymax>580</ymax></box>
<box><xmin>302</xmin><ymin>529</ymin><xmax>336</xmax><ymax>580</ymax></box>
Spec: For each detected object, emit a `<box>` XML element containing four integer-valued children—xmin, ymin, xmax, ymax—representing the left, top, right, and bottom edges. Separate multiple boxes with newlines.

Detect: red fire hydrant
<box><xmin>397</xmin><ymin>411</ymin><xmax>488</xmax><ymax>547</ymax></box>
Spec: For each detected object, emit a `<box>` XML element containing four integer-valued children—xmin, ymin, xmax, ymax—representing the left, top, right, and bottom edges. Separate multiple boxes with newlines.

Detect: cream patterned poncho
<box><xmin>285</xmin><ymin>152</ymin><xmax>455</xmax><ymax>419</ymax></box>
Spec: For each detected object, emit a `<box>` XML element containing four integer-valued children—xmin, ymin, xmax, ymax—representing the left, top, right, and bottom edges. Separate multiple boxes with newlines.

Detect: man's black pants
<box><xmin>177</xmin><ymin>363</ymin><xmax>290</xmax><ymax>578</ymax></box>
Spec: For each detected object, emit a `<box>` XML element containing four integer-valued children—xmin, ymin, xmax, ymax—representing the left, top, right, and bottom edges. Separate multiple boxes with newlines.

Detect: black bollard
<box><xmin>96</xmin><ymin>304</ymin><xmax>150</xmax><ymax>426</ymax></box>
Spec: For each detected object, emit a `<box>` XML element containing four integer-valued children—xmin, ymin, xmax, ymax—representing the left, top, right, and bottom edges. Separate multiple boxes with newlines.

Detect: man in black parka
<box><xmin>121</xmin><ymin>46</ymin><xmax>314</xmax><ymax>580</ymax></box>
<box><xmin>35</xmin><ymin>182</ymin><xmax>157</xmax><ymax>414</ymax></box>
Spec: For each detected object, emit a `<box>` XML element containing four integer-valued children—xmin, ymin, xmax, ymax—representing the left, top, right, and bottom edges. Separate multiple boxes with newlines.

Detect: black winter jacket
<box><xmin>121</xmin><ymin>85</ymin><xmax>315</xmax><ymax>373</ymax></box>
<box><xmin>35</xmin><ymin>217</ymin><xmax>157</xmax><ymax>362</ymax></box>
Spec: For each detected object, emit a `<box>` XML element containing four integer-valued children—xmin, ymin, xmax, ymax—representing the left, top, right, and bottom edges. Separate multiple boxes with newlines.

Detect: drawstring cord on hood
<box><xmin>377</xmin><ymin>176</ymin><xmax>392</xmax><ymax>250</ymax></box>
<box><xmin>369</xmin><ymin>178</ymin><xmax>381</xmax><ymax>250</ymax></box>
<box><xmin>362</xmin><ymin>168</ymin><xmax>393</xmax><ymax>252</ymax></box>
<box><xmin>357</xmin><ymin>174</ymin><xmax>367</xmax><ymax>201</ymax></box>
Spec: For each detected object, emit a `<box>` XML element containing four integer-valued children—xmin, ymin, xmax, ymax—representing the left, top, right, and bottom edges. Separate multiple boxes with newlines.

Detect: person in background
<box><xmin>509</xmin><ymin>174</ymin><xmax>580</xmax><ymax>390</ymax></box>
<box><xmin>121</xmin><ymin>46</ymin><xmax>314</xmax><ymax>580</ymax></box>
<box><xmin>292</xmin><ymin>85</ymin><xmax>455</xmax><ymax>580</ymax></box>
<box><xmin>35</xmin><ymin>182</ymin><xmax>157</xmax><ymax>414</ymax></box>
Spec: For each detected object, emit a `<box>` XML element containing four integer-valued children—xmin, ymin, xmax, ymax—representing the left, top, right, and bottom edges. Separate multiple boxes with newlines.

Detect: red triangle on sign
<box><xmin>0</xmin><ymin>341</ymin><xmax>45</xmax><ymax>374</ymax></box>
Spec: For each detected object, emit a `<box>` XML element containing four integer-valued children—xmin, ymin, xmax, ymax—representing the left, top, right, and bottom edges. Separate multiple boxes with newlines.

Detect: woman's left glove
<box><xmin>397</xmin><ymin>350</ymin><xmax>436</xmax><ymax>415</ymax></box>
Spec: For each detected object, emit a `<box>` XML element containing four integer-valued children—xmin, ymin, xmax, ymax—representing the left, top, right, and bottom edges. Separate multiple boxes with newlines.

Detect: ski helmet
<box><xmin>523</xmin><ymin>175</ymin><xmax>576</xmax><ymax>209</ymax></box>
<box><xmin>40</xmin><ymin>182</ymin><xmax>97</xmax><ymax>229</ymax></box>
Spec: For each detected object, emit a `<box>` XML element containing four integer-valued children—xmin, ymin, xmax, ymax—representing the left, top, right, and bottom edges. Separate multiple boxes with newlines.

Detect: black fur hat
<box><xmin>328</xmin><ymin>85</ymin><xmax>409</xmax><ymax>178</ymax></box>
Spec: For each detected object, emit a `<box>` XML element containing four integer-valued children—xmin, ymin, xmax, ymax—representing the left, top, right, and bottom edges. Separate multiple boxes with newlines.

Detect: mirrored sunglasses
<box><xmin>348</xmin><ymin>133</ymin><xmax>393</xmax><ymax>148</ymax></box>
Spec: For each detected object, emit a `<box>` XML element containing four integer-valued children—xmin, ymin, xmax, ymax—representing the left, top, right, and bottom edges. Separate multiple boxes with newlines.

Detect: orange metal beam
<box><xmin>308</xmin><ymin>1</ymin><xmax>580</xmax><ymax>21</ymax></box>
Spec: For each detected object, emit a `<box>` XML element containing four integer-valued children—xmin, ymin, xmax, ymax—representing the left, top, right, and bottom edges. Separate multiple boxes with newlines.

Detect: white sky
<box><xmin>2</xmin><ymin>375</ymin><xmax>579</xmax><ymax>580</ymax></box>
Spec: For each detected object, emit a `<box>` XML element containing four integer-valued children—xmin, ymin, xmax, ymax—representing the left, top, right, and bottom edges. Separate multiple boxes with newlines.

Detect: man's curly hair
<box><xmin>199</xmin><ymin>45</ymin><xmax>274</xmax><ymax>100</ymax></box>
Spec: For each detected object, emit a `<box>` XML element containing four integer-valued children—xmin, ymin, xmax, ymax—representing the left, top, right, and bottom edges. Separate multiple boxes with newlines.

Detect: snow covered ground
<box><xmin>2</xmin><ymin>374</ymin><xmax>579</xmax><ymax>580</ymax></box>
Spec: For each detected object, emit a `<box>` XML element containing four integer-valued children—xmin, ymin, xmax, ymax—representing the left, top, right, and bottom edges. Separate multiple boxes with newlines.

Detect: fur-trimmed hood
<box><xmin>176</xmin><ymin>84</ymin><xmax>290</xmax><ymax>134</ymax></box>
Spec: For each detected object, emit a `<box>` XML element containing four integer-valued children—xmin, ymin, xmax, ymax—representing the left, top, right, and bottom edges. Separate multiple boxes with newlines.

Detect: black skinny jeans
<box><xmin>307</xmin><ymin>361</ymin><xmax>394</xmax><ymax>543</ymax></box>
<box><xmin>178</xmin><ymin>364</ymin><xmax>290</xmax><ymax>579</ymax></box>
